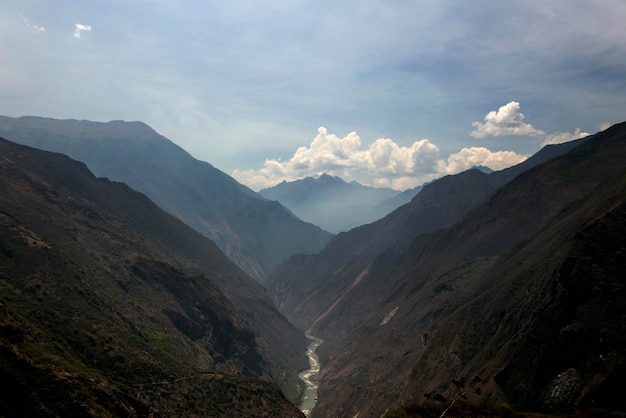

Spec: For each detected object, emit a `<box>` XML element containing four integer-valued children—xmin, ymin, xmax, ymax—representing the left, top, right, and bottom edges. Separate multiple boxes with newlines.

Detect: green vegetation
<box><xmin>383</xmin><ymin>400</ymin><xmax>626</xmax><ymax>418</ymax></box>
<box><xmin>384</xmin><ymin>408</ymin><xmax>409</xmax><ymax>418</ymax></box>
<box><xmin>0</xmin><ymin>138</ymin><xmax>304</xmax><ymax>417</ymax></box>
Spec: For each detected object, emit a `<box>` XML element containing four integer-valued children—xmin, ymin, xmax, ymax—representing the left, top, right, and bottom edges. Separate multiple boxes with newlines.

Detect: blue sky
<box><xmin>2</xmin><ymin>0</ymin><xmax>625</xmax><ymax>190</ymax></box>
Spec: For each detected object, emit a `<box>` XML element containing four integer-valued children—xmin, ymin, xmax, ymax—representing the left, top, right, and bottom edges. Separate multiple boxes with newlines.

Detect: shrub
<box><xmin>384</xmin><ymin>408</ymin><xmax>409</xmax><ymax>418</ymax></box>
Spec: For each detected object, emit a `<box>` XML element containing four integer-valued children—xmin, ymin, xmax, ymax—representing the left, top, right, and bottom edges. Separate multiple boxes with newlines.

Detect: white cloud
<box><xmin>541</xmin><ymin>128</ymin><xmax>589</xmax><ymax>146</ymax></box>
<box><xmin>232</xmin><ymin>127</ymin><xmax>528</xmax><ymax>191</ymax></box>
<box><xmin>471</xmin><ymin>101</ymin><xmax>592</xmax><ymax>149</ymax></box>
<box><xmin>232</xmin><ymin>127</ymin><xmax>443</xmax><ymax>190</ymax></box>
<box><xmin>444</xmin><ymin>147</ymin><xmax>528</xmax><ymax>173</ymax></box>
<box><xmin>471</xmin><ymin>101</ymin><xmax>545</xmax><ymax>138</ymax></box>
<box><xmin>74</xmin><ymin>23</ymin><xmax>92</xmax><ymax>39</ymax></box>
<box><xmin>21</xmin><ymin>13</ymin><xmax>45</xmax><ymax>32</ymax></box>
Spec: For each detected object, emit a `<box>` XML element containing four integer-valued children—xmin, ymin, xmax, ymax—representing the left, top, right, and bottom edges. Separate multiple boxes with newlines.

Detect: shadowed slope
<box><xmin>0</xmin><ymin>115</ymin><xmax>332</xmax><ymax>281</ymax></box>
<box><xmin>268</xmin><ymin>136</ymin><xmax>588</xmax><ymax>333</ymax></box>
<box><xmin>0</xmin><ymin>137</ymin><xmax>305</xmax><ymax>416</ymax></box>
<box><xmin>306</xmin><ymin>122</ymin><xmax>626</xmax><ymax>417</ymax></box>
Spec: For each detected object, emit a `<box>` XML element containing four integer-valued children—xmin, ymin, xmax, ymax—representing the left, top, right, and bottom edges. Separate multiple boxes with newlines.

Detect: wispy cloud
<box><xmin>232</xmin><ymin>127</ymin><xmax>528</xmax><ymax>191</ymax></box>
<box><xmin>1</xmin><ymin>1</ymin><xmax>624</xmax><ymax>181</ymax></box>
<box><xmin>541</xmin><ymin>128</ymin><xmax>589</xmax><ymax>146</ymax></box>
<box><xmin>21</xmin><ymin>13</ymin><xmax>45</xmax><ymax>33</ymax></box>
<box><xmin>599</xmin><ymin>122</ymin><xmax>612</xmax><ymax>131</ymax></box>
<box><xmin>74</xmin><ymin>23</ymin><xmax>92</xmax><ymax>39</ymax></box>
<box><xmin>471</xmin><ymin>101</ymin><xmax>545</xmax><ymax>138</ymax></box>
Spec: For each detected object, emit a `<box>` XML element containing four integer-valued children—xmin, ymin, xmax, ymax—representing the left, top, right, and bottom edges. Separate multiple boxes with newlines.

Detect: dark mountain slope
<box><xmin>403</xmin><ymin>166</ymin><xmax>626</xmax><ymax>413</ymax></box>
<box><xmin>268</xmin><ymin>136</ymin><xmax>588</xmax><ymax>332</ymax></box>
<box><xmin>0</xmin><ymin>138</ymin><xmax>305</xmax><ymax>416</ymax></box>
<box><xmin>0</xmin><ymin>115</ymin><xmax>332</xmax><ymax>281</ymax></box>
<box><xmin>361</xmin><ymin>183</ymin><xmax>423</xmax><ymax>226</ymax></box>
<box><xmin>305</xmin><ymin>122</ymin><xmax>626</xmax><ymax>417</ymax></box>
<box><xmin>260</xmin><ymin>174</ymin><xmax>399</xmax><ymax>233</ymax></box>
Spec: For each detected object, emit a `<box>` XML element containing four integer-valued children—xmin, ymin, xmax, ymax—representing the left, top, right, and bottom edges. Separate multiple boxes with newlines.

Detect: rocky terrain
<box><xmin>0</xmin><ymin>137</ymin><xmax>306</xmax><ymax>416</ymax></box>
<box><xmin>269</xmin><ymin>123</ymin><xmax>626</xmax><ymax>417</ymax></box>
<box><xmin>2</xmin><ymin>115</ymin><xmax>624</xmax><ymax>417</ymax></box>
<box><xmin>0</xmin><ymin>115</ymin><xmax>332</xmax><ymax>282</ymax></box>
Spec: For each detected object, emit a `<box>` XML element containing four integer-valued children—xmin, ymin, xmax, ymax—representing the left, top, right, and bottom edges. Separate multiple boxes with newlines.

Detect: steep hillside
<box><xmin>260</xmin><ymin>174</ymin><xmax>399</xmax><ymax>233</ymax></box>
<box><xmin>0</xmin><ymin>138</ymin><xmax>305</xmax><ymax>416</ymax></box>
<box><xmin>0</xmin><ymin>115</ymin><xmax>332</xmax><ymax>281</ymax></box>
<box><xmin>269</xmin><ymin>169</ymin><xmax>501</xmax><ymax>330</ymax></box>
<box><xmin>401</xmin><ymin>165</ymin><xmax>626</xmax><ymax>414</ymax></box>
<box><xmin>363</xmin><ymin>183</ymin><xmax>423</xmax><ymax>227</ymax></box>
<box><xmin>268</xmin><ymin>136</ymin><xmax>586</xmax><ymax>333</ymax></box>
<box><xmin>299</xmin><ymin>122</ymin><xmax>626</xmax><ymax>417</ymax></box>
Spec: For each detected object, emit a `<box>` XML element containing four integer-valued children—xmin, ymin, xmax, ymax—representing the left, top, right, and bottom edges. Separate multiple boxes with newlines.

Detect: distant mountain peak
<box><xmin>309</xmin><ymin>173</ymin><xmax>345</xmax><ymax>183</ymax></box>
<box><xmin>260</xmin><ymin>174</ymin><xmax>401</xmax><ymax>233</ymax></box>
<box><xmin>469</xmin><ymin>165</ymin><xmax>494</xmax><ymax>174</ymax></box>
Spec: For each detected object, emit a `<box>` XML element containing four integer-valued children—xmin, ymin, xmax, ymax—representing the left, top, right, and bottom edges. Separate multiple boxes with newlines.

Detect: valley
<box><xmin>1</xmin><ymin>116</ymin><xmax>625</xmax><ymax>417</ymax></box>
<box><xmin>259</xmin><ymin>174</ymin><xmax>417</xmax><ymax>233</ymax></box>
<box><xmin>269</xmin><ymin>122</ymin><xmax>626</xmax><ymax>417</ymax></box>
<box><xmin>298</xmin><ymin>335</ymin><xmax>323</xmax><ymax>417</ymax></box>
<box><xmin>0</xmin><ymin>116</ymin><xmax>332</xmax><ymax>283</ymax></box>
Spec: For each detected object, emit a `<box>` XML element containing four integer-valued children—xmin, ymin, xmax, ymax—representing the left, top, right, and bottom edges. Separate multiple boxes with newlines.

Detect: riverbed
<box><xmin>298</xmin><ymin>334</ymin><xmax>323</xmax><ymax>417</ymax></box>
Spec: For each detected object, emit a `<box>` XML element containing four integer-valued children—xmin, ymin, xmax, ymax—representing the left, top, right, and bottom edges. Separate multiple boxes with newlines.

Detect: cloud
<box><xmin>232</xmin><ymin>127</ymin><xmax>443</xmax><ymax>190</ymax></box>
<box><xmin>541</xmin><ymin>128</ymin><xmax>589</xmax><ymax>146</ymax></box>
<box><xmin>21</xmin><ymin>13</ymin><xmax>45</xmax><ymax>32</ymax></box>
<box><xmin>471</xmin><ymin>101</ymin><xmax>592</xmax><ymax>148</ymax></box>
<box><xmin>471</xmin><ymin>101</ymin><xmax>545</xmax><ymax>138</ymax></box>
<box><xmin>444</xmin><ymin>147</ymin><xmax>528</xmax><ymax>173</ymax></box>
<box><xmin>232</xmin><ymin>127</ymin><xmax>528</xmax><ymax>191</ymax></box>
<box><xmin>74</xmin><ymin>23</ymin><xmax>92</xmax><ymax>39</ymax></box>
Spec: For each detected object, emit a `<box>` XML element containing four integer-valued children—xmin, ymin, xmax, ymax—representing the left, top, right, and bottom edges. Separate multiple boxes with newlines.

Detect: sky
<box><xmin>1</xmin><ymin>1</ymin><xmax>625</xmax><ymax>190</ymax></box>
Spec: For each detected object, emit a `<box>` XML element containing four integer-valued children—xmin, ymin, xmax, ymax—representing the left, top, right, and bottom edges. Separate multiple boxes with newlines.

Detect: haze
<box><xmin>2</xmin><ymin>0</ymin><xmax>625</xmax><ymax>189</ymax></box>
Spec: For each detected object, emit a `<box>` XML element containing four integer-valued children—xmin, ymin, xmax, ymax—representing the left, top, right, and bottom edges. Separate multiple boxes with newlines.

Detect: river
<box><xmin>298</xmin><ymin>334</ymin><xmax>323</xmax><ymax>417</ymax></box>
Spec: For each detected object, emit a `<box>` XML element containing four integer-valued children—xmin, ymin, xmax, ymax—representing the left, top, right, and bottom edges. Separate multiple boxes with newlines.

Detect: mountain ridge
<box><xmin>272</xmin><ymin>122</ymin><xmax>626</xmax><ymax>417</ymax></box>
<box><xmin>0</xmin><ymin>136</ymin><xmax>306</xmax><ymax>416</ymax></box>
<box><xmin>267</xmin><ymin>135</ymin><xmax>589</xmax><ymax>333</ymax></box>
<box><xmin>0</xmin><ymin>115</ymin><xmax>332</xmax><ymax>281</ymax></box>
<box><xmin>260</xmin><ymin>173</ymin><xmax>403</xmax><ymax>233</ymax></box>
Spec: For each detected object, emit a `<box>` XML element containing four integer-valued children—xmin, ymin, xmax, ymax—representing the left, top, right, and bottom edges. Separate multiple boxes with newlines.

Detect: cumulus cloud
<box><xmin>471</xmin><ymin>101</ymin><xmax>545</xmax><ymax>138</ymax></box>
<box><xmin>472</xmin><ymin>101</ymin><xmax>592</xmax><ymax>149</ymax></box>
<box><xmin>444</xmin><ymin>147</ymin><xmax>528</xmax><ymax>173</ymax></box>
<box><xmin>74</xmin><ymin>23</ymin><xmax>92</xmax><ymax>39</ymax></box>
<box><xmin>232</xmin><ymin>127</ymin><xmax>528</xmax><ymax>191</ymax></box>
<box><xmin>541</xmin><ymin>128</ymin><xmax>589</xmax><ymax>146</ymax></box>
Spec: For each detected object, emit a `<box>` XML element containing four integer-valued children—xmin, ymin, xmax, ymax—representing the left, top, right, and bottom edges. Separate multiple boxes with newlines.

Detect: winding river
<box><xmin>298</xmin><ymin>334</ymin><xmax>323</xmax><ymax>417</ymax></box>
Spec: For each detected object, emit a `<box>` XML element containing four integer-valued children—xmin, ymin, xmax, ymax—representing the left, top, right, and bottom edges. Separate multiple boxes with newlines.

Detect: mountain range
<box><xmin>260</xmin><ymin>174</ymin><xmax>417</xmax><ymax>233</ymax></box>
<box><xmin>2</xmin><ymin>112</ymin><xmax>625</xmax><ymax>417</ymax></box>
<box><xmin>268</xmin><ymin>123</ymin><xmax>626</xmax><ymax>417</ymax></box>
<box><xmin>0</xmin><ymin>137</ymin><xmax>305</xmax><ymax>416</ymax></box>
<box><xmin>0</xmin><ymin>115</ymin><xmax>332</xmax><ymax>282</ymax></box>
<box><xmin>268</xmin><ymin>136</ymin><xmax>588</xmax><ymax>331</ymax></box>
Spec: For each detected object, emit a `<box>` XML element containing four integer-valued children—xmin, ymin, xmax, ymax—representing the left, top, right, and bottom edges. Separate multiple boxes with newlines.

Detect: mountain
<box><xmin>367</xmin><ymin>184</ymin><xmax>424</xmax><ymax>223</ymax></box>
<box><xmin>311</xmin><ymin>123</ymin><xmax>626</xmax><ymax>417</ymax></box>
<box><xmin>265</xmin><ymin>124</ymin><xmax>626</xmax><ymax>417</ymax></box>
<box><xmin>268</xmin><ymin>136</ymin><xmax>588</xmax><ymax>332</ymax></box>
<box><xmin>260</xmin><ymin>174</ymin><xmax>400</xmax><ymax>233</ymax></box>
<box><xmin>0</xmin><ymin>137</ymin><xmax>306</xmax><ymax>416</ymax></box>
<box><xmin>0</xmin><ymin>115</ymin><xmax>332</xmax><ymax>281</ymax></box>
